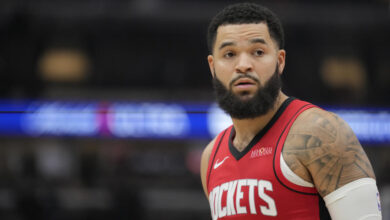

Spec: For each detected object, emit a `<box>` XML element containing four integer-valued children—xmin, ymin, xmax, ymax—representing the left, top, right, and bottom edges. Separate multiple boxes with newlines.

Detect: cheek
<box><xmin>214</xmin><ymin>59</ymin><xmax>231</xmax><ymax>71</ymax></box>
<box><xmin>216</xmin><ymin>74</ymin><xmax>231</xmax><ymax>88</ymax></box>
<box><xmin>254</xmin><ymin>61</ymin><xmax>277</xmax><ymax>79</ymax></box>
<box><xmin>214</xmin><ymin>62</ymin><xmax>233</xmax><ymax>80</ymax></box>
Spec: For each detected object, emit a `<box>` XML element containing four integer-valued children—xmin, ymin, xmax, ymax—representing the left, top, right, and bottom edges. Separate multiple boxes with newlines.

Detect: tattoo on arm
<box><xmin>283</xmin><ymin>110</ymin><xmax>375</xmax><ymax>197</ymax></box>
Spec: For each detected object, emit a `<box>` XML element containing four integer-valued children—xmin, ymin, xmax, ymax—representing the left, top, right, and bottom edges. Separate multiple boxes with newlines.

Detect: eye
<box><xmin>254</xmin><ymin>49</ymin><xmax>264</xmax><ymax>56</ymax></box>
<box><xmin>223</xmin><ymin>51</ymin><xmax>235</xmax><ymax>58</ymax></box>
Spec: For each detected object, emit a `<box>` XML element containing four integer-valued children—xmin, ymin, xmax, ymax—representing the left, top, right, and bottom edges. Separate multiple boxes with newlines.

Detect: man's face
<box><xmin>212</xmin><ymin>64</ymin><xmax>281</xmax><ymax>119</ymax></box>
<box><xmin>207</xmin><ymin>23</ymin><xmax>286</xmax><ymax>118</ymax></box>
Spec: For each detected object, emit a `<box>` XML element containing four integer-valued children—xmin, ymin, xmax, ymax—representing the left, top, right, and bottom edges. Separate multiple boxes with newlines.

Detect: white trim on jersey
<box><xmin>280</xmin><ymin>154</ymin><xmax>314</xmax><ymax>187</ymax></box>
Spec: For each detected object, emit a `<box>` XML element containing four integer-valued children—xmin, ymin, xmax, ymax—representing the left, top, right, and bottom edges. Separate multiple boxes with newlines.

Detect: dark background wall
<box><xmin>0</xmin><ymin>0</ymin><xmax>389</xmax><ymax>219</ymax></box>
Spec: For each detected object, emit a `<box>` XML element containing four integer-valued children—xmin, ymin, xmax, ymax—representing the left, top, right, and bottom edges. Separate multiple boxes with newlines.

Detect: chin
<box><xmin>235</xmin><ymin>95</ymin><xmax>254</xmax><ymax>103</ymax></box>
<box><xmin>236</xmin><ymin>91</ymin><xmax>255</xmax><ymax>99</ymax></box>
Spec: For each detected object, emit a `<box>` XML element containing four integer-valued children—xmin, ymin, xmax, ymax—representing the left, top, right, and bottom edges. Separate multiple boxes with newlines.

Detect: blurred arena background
<box><xmin>0</xmin><ymin>0</ymin><xmax>389</xmax><ymax>219</ymax></box>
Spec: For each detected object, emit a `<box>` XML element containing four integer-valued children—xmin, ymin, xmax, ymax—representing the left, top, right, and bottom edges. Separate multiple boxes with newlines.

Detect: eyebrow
<box><xmin>218</xmin><ymin>42</ymin><xmax>235</xmax><ymax>51</ymax></box>
<box><xmin>250</xmin><ymin>38</ymin><xmax>267</xmax><ymax>45</ymax></box>
<box><xmin>218</xmin><ymin>38</ymin><xmax>267</xmax><ymax>51</ymax></box>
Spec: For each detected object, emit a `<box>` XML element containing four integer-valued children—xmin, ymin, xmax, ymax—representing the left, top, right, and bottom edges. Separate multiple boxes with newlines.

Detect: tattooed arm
<box><xmin>283</xmin><ymin>108</ymin><xmax>382</xmax><ymax>219</ymax></box>
<box><xmin>283</xmin><ymin>108</ymin><xmax>375</xmax><ymax>197</ymax></box>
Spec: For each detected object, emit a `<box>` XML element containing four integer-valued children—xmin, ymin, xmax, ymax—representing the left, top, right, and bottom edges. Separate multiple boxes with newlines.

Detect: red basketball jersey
<box><xmin>206</xmin><ymin>97</ymin><xmax>331</xmax><ymax>220</ymax></box>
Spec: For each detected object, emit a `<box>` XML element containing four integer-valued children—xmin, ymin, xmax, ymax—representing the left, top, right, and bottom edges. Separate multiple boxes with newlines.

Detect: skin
<box><xmin>283</xmin><ymin>108</ymin><xmax>375</xmax><ymax>197</ymax></box>
<box><xmin>207</xmin><ymin>23</ymin><xmax>287</xmax><ymax>152</ymax></box>
<box><xmin>200</xmin><ymin>23</ymin><xmax>375</xmax><ymax>199</ymax></box>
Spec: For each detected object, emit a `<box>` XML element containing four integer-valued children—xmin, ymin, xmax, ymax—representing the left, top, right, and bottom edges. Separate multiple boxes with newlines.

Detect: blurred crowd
<box><xmin>0</xmin><ymin>0</ymin><xmax>389</xmax><ymax>219</ymax></box>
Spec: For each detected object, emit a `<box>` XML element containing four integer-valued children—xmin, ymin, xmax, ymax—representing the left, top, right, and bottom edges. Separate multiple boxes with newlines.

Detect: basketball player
<box><xmin>200</xmin><ymin>3</ymin><xmax>382</xmax><ymax>219</ymax></box>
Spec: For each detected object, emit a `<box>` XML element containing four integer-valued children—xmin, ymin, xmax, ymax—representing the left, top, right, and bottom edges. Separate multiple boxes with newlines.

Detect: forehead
<box><xmin>215</xmin><ymin>23</ymin><xmax>273</xmax><ymax>47</ymax></box>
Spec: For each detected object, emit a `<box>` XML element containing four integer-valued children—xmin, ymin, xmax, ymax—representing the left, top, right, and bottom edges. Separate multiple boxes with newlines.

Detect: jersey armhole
<box><xmin>273</xmin><ymin>103</ymin><xmax>318</xmax><ymax>195</ymax></box>
<box><xmin>280</xmin><ymin>154</ymin><xmax>314</xmax><ymax>187</ymax></box>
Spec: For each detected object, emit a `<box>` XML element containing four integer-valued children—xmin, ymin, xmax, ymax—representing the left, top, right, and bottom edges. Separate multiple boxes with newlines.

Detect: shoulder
<box><xmin>201</xmin><ymin>137</ymin><xmax>217</xmax><ymax>171</ymax></box>
<box><xmin>294</xmin><ymin>107</ymin><xmax>338</xmax><ymax>129</ymax></box>
<box><xmin>283</xmin><ymin>107</ymin><xmax>376</xmax><ymax>197</ymax></box>
<box><xmin>200</xmin><ymin>137</ymin><xmax>217</xmax><ymax>198</ymax></box>
<box><xmin>288</xmin><ymin>107</ymin><xmax>351</xmax><ymax>145</ymax></box>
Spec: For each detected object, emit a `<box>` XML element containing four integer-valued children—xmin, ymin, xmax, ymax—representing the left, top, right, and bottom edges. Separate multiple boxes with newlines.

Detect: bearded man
<box><xmin>200</xmin><ymin>3</ymin><xmax>382</xmax><ymax>220</ymax></box>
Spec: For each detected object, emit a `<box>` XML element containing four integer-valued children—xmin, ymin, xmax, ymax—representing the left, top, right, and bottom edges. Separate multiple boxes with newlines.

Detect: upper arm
<box><xmin>283</xmin><ymin>108</ymin><xmax>376</xmax><ymax>197</ymax></box>
<box><xmin>200</xmin><ymin>138</ymin><xmax>216</xmax><ymax>199</ymax></box>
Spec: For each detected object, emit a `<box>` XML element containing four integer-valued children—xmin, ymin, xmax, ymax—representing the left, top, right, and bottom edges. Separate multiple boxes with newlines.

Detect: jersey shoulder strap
<box><xmin>274</xmin><ymin>98</ymin><xmax>320</xmax><ymax>194</ymax></box>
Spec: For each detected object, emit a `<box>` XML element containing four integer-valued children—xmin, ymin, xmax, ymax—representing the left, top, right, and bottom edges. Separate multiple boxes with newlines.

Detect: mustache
<box><xmin>229</xmin><ymin>74</ymin><xmax>260</xmax><ymax>88</ymax></box>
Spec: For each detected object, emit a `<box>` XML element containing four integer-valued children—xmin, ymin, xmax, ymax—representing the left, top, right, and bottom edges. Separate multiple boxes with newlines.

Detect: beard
<box><xmin>212</xmin><ymin>66</ymin><xmax>282</xmax><ymax>119</ymax></box>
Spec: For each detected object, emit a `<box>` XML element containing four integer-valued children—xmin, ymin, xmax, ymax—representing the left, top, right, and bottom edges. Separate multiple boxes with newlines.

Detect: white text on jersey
<box><xmin>209</xmin><ymin>179</ymin><xmax>277</xmax><ymax>219</ymax></box>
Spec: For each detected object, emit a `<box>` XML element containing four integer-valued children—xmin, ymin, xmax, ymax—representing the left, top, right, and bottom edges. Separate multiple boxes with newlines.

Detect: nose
<box><xmin>235</xmin><ymin>53</ymin><xmax>253</xmax><ymax>74</ymax></box>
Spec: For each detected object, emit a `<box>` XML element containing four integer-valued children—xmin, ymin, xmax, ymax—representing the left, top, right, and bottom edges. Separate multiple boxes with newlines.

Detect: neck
<box><xmin>231</xmin><ymin>92</ymin><xmax>288</xmax><ymax>151</ymax></box>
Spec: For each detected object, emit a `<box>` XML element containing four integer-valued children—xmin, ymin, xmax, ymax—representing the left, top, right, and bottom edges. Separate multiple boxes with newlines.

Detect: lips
<box><xmin>233</xmin><ymin>78</ymin><xmax>257</xmax><ymax>87</ymax></box>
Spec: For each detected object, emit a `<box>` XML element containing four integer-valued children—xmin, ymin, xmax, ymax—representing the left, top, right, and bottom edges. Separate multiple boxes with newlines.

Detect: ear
<box><xmin>277</xmin><ymin>49</ymin><xmax>286</xmax><ymax>74</ymax></box>
<box><xmin>207</xmin><ymin>55</ymin><xmax>215</xmax><ymax>77</ymax></box>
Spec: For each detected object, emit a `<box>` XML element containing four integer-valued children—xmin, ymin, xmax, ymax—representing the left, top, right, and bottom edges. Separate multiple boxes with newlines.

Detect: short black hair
<box><xmin>207</xmin><ymin>2</ymin><xmax>284</xmax><ymax>53</ymax></box>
